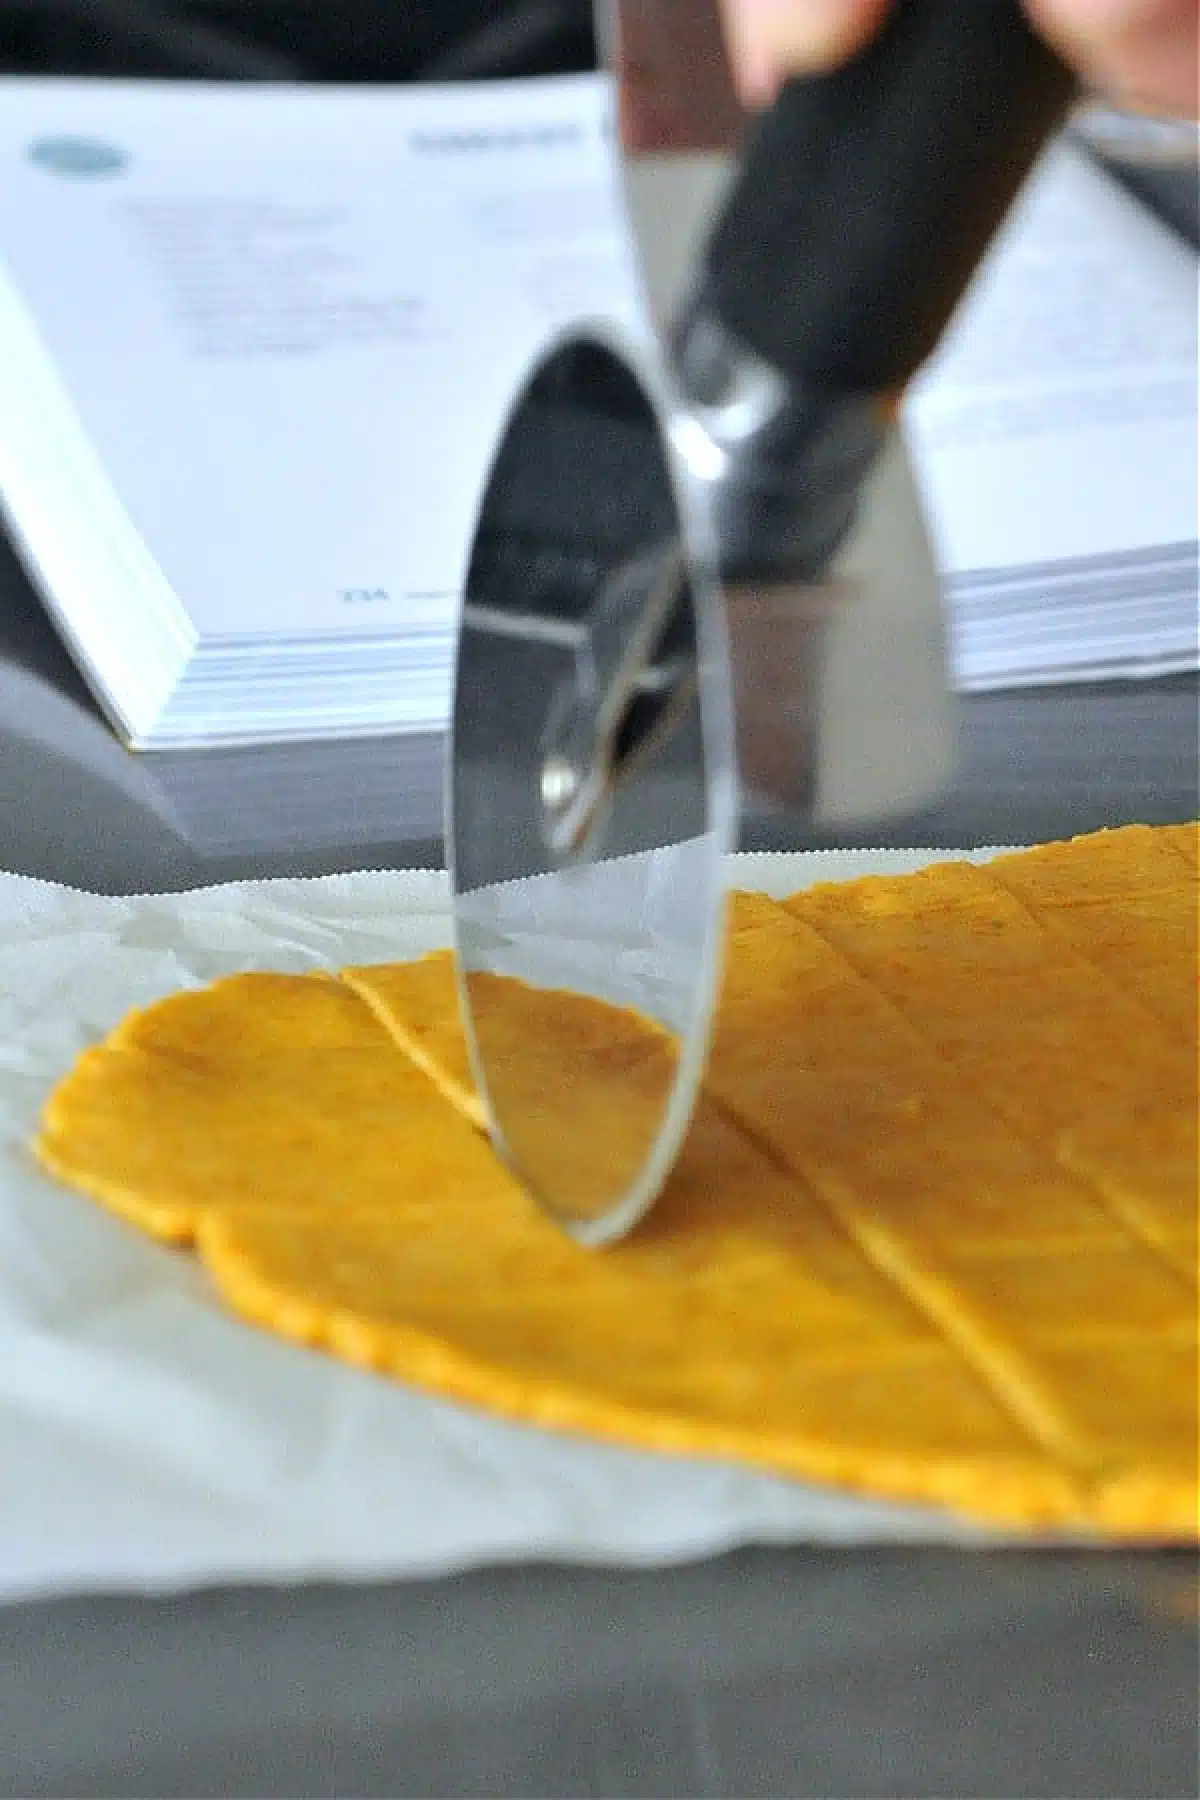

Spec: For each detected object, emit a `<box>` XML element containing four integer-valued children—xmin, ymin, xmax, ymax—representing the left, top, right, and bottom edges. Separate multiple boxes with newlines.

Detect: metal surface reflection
<box><xmin>603</xmin><ymin>0</ymin><xmax>953</xmax><ymax>825</ymax></box>
<box><xmin>450</xmin><ymin>332</ymin><xmax>736</xmax><ymax>1244</ymax></box>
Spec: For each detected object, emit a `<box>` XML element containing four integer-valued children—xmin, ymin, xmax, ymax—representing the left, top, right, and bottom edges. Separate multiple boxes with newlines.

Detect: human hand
<box><xmin>717</xmin><ymin>0</ymin><xmax>1199</xmax><ymax>119</ymax></box>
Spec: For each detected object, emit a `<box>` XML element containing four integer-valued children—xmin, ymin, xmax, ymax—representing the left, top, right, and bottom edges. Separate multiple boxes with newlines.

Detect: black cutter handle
<box><xmin>702</xmin><ymin>0</ymin><xmax>1077</xmax><ymax>392</ymax></box>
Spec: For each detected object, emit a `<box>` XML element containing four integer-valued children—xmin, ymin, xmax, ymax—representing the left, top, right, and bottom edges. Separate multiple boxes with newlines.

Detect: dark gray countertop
<box><xmin>1</xmin><ymin>533</ymin><xmax>1197</xmax><ymax>1797</ymax></box>
<box><xmin>4</xmin><ymin>1551</ymin><xmax>1198</xmax><ymax>1798</ymax></box>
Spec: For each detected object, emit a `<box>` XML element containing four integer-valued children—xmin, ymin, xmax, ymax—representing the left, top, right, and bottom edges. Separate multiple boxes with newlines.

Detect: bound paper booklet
<box><xmin>906</xmin><ymin>136</ymin><xmax>1198</xmax><ymax>691</ymax></box>
<box><xmin>0</xmin><ymin>74</ymin><xmax>645</xmax><ymax>749</ymax></box>
<box><xmin>0</xmin><ymin>75</ymin><xmax>1195</xmax><ymax>752</ymax></box>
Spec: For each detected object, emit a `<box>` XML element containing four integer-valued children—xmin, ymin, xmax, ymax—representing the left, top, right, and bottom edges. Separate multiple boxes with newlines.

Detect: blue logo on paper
<box><xmin>27</xmin><ymin>136</ymin><xmax>128</xmax><ymax>177</ymax></box>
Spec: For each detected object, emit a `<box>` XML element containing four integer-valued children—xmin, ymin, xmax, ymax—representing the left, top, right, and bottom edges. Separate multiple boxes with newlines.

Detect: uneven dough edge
<box><xmin>196</xmin><ymin>1207</ymin><xmax>1200</xmax><ymax>1542</ymax></box>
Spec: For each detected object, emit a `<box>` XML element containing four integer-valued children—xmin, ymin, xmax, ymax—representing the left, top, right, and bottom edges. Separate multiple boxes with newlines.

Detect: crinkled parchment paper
<box><xmin>0</xmin><ymin>849</ymin><xmax>1016</xmax><ymax>1602</ymax></box>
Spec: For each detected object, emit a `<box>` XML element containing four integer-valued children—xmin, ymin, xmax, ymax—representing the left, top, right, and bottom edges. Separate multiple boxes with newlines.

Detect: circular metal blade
<box><xmin>448</xmin><ymin>328</ymin><xmax>736</xmax><ymax>1245</ymax></box>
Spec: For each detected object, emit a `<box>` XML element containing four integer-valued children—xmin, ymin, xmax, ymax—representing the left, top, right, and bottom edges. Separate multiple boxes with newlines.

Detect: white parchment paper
<box><xmin>0</xmin><ymin>849</ymin><xmax>1020</xmax><ymax>1603</ymax></box>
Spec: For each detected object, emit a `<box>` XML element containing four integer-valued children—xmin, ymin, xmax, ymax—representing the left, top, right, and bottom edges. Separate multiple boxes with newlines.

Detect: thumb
<box><xmin>1026</xmin><ymin>0</ymin><xmax>1199</xmax><ymax>116</ymax></box>
<box><xmin>718</xmin><ymin>0</ymin><xmax>891</xmax><ymax>102</ymax></box>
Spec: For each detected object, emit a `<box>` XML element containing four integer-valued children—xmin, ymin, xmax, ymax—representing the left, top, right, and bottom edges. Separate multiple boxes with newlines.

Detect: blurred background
<box><xmin>0</xmin><ymin>0</ymin><xmax>1194</xmax><ymax>892</ymax></box>
<box><xmin>0</xmin><ymin>0</ymin><xmax>1195</xmax><ymax>241</ymax></box>
<box><xmin>0</xmin><ymin>0</ymin><xmax>596</xmax><ymax>82</ymax></box>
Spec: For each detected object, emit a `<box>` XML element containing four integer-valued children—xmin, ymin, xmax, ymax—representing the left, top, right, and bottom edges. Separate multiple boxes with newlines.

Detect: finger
<box><xmin>718</xmin><ymin>0</ymin><xmax>892</xmax><ymax>104</ymax></box>
<box><xmin>1026</xmin><ymin>0</ymin><xmax>1199</xmax><ymax>117</ymax></box>
<box><xmin>612</xmin><ymin>0</ymin><xmax>747</xmax><ymax>150</ymax></box>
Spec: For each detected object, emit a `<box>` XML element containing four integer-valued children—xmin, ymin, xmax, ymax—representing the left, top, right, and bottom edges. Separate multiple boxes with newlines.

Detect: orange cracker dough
<box><xmin>342</xmin><ymin>953</ymin><xmax>484</xmax><ymax>1126</ymax></box>
<box><xmin>1161</xmin><ymin>821</ymin><xmax>1198</xmax><ymax>868</ymax></box>
<box><xmin>36</xmin><ymin>971</ymin><xmax>520</xmax><ymax>1243</ymax></box>
<box><xmin>33</xmin><ymin>826</ymin><xmax>1200</xmax><ymax>1538</ymax></box>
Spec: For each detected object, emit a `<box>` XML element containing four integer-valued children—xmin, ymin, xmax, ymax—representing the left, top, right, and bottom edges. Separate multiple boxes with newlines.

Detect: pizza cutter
<box><xmin>449</xmin><ymin>0</ymin><xmax>1075</xmax><ymax>1245</ymax></box>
